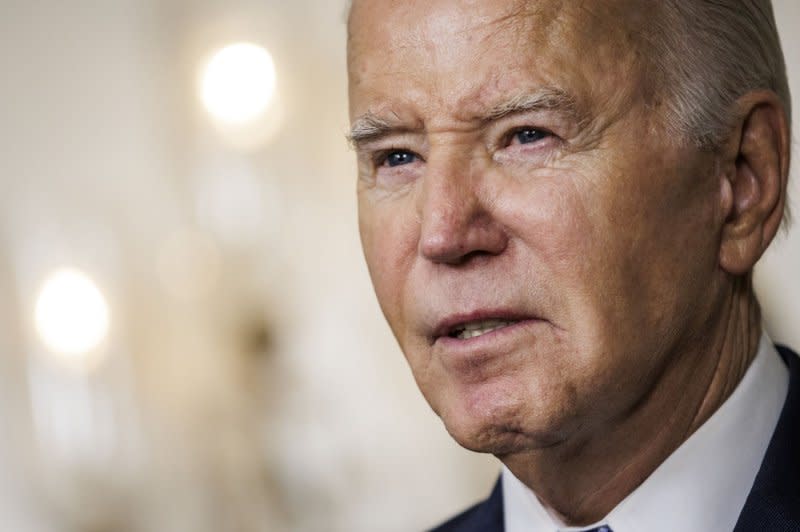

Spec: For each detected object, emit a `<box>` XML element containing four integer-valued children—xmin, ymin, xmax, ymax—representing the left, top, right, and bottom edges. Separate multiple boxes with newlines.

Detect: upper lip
<box><xmin>431</xmin><ymin>309</ymin><xmax>537</xmax><ymax>341</ymax></box>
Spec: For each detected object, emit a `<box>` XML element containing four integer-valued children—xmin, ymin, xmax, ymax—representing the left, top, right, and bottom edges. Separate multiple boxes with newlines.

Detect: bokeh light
<box><xmin>35</xmin><ymin>268</ymin><xmax>110</xmax><ymax>357</ymax></box>
<box><xmin>201</xmin><ymin>43</ymin><xmax>277</xmax><ymax>124</ymax></box>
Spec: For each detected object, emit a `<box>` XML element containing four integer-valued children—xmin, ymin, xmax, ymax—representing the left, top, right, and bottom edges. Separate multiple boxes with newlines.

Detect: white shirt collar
<box><xmin>503</xmin><ymin>333</ymin><xmax>790</xmax><ymax>532</ymax></box>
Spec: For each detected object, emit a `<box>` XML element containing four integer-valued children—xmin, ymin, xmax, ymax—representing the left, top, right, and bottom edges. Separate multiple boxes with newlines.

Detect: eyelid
<box><xmin>373</xmin><ymin>147</ymin><xmax>422</xmax><ymax>168</ymax></box>
<box><xmin>484</xmin><ymin>125</ymin><xmax>553</xmax><ymax>152</ymax></box>
<box><xmin>511</xmin><ymin>124</ymin><xmax>550</xmax><ymax>134</ymax></box>
<box><xmin>363</xmin><ymin>134</ymin><xmax>426</xmax><ymax>165</ymax></box>
<box><xmin>506</xmin><ymin>126</ymin><xmax>552</xmax><ymax>144</ymax></box>
<box><xmin>486</xmin><ymin>109</ymin><xmax>568</xmax><ymax>145</ymax></box>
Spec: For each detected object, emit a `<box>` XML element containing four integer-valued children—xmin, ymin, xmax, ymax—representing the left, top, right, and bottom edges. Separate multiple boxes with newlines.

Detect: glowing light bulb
<box><xmin>201</xmin><ymin>43</ymin><xmax>277</xmax><ymax>124</ymax></box>
<box><xmin>35</xmin><ymin>269</ymin><xmax>110</xmax><ymax>357</ymax></box>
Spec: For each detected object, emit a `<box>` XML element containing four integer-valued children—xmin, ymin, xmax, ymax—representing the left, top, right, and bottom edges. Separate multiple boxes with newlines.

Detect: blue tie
<box><xmin>585</xmin><ymin>527</ymin><xmax>612</xmax><ymax>532</ymax></box>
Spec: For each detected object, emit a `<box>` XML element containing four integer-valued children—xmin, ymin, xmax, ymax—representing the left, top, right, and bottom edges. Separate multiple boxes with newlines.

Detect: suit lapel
<box><xmin>471</xmin><ymin>478</ymin><xmax>504</xmax><ymax>532</ymax></box>
<box><xmin>429</xmin><ymin>478</ymin><xmax>504</xmax><ymax>531</ymax></box>
<box><xmin>733</xmin><ymin>345</ymin><xmax>800</xmax><ymax>530</ymax></box>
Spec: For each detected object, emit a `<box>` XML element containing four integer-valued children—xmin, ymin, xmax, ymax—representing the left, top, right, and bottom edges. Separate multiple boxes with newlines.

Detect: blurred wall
<box><xmin>758</xmin><ymin>2</ymin><xmax>800</xmax><ymax>350</ymax></box>
<box><xmin>0</xmin><ymin>1</ymin><xmax>798</xmax><ymax>531</ymax></box>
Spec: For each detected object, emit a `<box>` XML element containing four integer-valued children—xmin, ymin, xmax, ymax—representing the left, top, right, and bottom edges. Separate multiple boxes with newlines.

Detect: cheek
<box><xmin>358</xmin><ymin>196</ymin><xmax>418</xmax><ymax>334</ymax></box>
<box><xmin>499</xmin><ymin>174</ymin><xmax>597</xmax><ymax>281</ymax></box>
<box><xmin>525</xmin><ymin>156</ymin><xmax>719</xmax><ymax>362</ymax></box>
<box><xmin>495</xmin><ymin>169</ymin><xmax>667</xmax><ymax>349</ymax></box>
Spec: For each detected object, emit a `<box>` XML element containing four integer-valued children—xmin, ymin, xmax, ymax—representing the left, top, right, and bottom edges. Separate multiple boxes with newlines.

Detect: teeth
<box><xmin>454</xmin><ymin>319</ymin><xmax>515</xmax><ymax>340</ymax></box>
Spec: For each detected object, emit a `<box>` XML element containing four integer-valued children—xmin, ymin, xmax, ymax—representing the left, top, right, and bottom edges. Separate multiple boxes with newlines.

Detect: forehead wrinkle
<box><xmin>447</xmin><ymin>0</ymin><xmax>528</xmax><ymax>43</ymax></box>
<box><xmin>438</xmin><ymin>1</ymin><xmax>575</xmax><ymax>122</ymax></box>
<box><xmin>406</xmin><ymin>0</ymin><xmax>566</xmax><ymax>79</ymax></box>
<box><xmin>453</xmin><ymin>0</ymin><xmax>567</xmax><ymax>70</ymax></box>
<box><xmin>479</xmin><ymin>0</ymin><xmax>568</xmax><ymax>45</ymax></box>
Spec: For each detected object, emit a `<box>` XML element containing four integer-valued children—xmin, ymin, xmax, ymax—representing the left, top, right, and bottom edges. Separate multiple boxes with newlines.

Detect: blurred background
<box><xmin>0</xmin><ymin>1</ymin><xmax>798</xmax><ymax>531</ymax></box>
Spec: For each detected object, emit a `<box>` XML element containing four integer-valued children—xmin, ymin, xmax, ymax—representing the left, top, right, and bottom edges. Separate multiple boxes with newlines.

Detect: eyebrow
<box><xmin>347</xmin><ymin>87</ymin><xmax>583</xmax><ymax>148</ymax></box>
<box><xmin>483</xmin><ymin>87</ymin><xmax>582</xmax><ymax>123</ymax></box>
<box><xmin>347</xmin><ymin>112</ymin><xmax>406</xmax><ymax>148</ymax></box>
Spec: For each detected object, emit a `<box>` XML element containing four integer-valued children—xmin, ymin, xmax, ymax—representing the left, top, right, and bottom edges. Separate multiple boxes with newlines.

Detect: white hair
<box><xmin>646</xmin><ymin>0</ymin><xmax>791</xmax><ymax>150</ymax></box>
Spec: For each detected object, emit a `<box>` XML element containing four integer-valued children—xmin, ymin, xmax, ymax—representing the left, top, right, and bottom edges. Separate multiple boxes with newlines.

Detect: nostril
<box><xmin>420</xmin><ymin>240</ymin><xmax>470</xmax><ymax>265</ymax></box>
<box><xmin>419</xmin><ymin>233</ymin><xmax>508</xmax><ymax>266</ymax></box>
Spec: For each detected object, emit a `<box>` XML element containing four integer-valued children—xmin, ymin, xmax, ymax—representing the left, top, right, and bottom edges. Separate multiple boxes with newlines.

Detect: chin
<box><xmin>435</xmin><ymin>380</ymin><xmax>569</xmax><ymax>455</ymax></box>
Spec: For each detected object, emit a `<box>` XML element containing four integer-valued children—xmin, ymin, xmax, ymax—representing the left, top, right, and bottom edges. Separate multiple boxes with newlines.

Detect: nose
<box><xmin>417</xmin><ymin>156</ymin><xmax>508</xmax><ymax>265</ymax></box>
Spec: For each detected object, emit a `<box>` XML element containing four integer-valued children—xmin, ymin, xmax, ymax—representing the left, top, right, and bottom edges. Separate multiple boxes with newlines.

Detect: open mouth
<box><xmin>447</xmin><ymin>319</ymin><xmax>519</xmax><ymax>340</ymax></box>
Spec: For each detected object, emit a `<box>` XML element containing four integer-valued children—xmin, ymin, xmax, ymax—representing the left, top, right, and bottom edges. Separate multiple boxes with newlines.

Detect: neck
<box><xmin>502</xmin><ymin>277</ymin><xmax>762</xmax><ymax>526</ymax></box>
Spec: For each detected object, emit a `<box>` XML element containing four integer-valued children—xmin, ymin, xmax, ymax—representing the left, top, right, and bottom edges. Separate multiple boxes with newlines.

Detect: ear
<box><xmin>718</xmin><ymin>91</ymin><xmax>790</xmax><ymax>275</ymax></box>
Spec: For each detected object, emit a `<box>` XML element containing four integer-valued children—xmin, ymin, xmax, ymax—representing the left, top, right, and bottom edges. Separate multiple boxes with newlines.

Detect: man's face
<box><xmin>349</xmin><ymin>0</ymin><xmax>725</xmax><ymax>453</ymax></box>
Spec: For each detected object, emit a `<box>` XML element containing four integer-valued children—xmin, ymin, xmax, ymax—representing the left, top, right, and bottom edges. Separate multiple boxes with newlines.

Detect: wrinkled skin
<box><xmin>348</xmin><ymin>0</ymin><xmax>787</xmax><ymax>524</ymax></box>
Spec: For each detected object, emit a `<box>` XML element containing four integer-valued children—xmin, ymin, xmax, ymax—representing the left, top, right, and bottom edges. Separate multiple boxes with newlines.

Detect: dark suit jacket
<box><xmin>430</xmin><ymin>345</ymin><xmax>800</xmax><ymax>532</ymax></box>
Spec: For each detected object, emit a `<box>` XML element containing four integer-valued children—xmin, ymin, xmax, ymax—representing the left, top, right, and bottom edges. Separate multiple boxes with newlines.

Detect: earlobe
<box><xmin>718</xmin><ymin>92</ymin><xmax>790</xmax><ymax>275</ymax></box>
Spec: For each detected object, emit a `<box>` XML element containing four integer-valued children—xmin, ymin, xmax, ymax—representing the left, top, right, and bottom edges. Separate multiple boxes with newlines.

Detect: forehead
<box><xmin>347</xmin><ymin>0</ymin><xmax>647</xmax><ymax>122</ymax></box>
<box><xmin>348</xmin><ymin>0</ymin><xmax>642</xmax><ymax>54</ymax></box>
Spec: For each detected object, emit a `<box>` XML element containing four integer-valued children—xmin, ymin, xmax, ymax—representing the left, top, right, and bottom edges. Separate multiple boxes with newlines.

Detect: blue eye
<box><xmin>386</xmin><ymin>151</ymin><xmax>417</xmax><ymax>167</ymax></box>
<box><xmin>513</xmin><ymin>128</ymin><xmax>547</xmax><ymax>145</ymax></box>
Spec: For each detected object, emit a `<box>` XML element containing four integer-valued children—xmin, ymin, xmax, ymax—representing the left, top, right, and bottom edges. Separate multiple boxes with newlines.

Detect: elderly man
<box><xmin>347</xmin><ymin>0</ymin><xmax>796</xmax><ymax>530</ymax></box>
